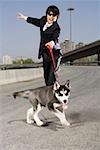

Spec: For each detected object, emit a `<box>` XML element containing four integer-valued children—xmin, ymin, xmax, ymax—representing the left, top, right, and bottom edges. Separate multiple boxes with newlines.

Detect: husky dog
<box><xmin>13</xmin><ymin>80</ymin><xmax>71</xmax><ymax>127</ymax></box>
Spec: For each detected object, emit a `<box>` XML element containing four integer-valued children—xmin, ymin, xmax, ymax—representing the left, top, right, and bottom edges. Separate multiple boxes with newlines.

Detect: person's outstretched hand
<box><xmin>17</xmin><ymin>12</ymin><xmax>28</xmax><ymax>21</ymax></box>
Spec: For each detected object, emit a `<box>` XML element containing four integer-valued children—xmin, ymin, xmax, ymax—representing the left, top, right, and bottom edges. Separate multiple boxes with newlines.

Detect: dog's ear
<box><xmin>53</xmin><ymin>81</ymin><xmax>60</xmax><ymax>90</ymax></box>
<box><xmin>65</xmin><ymin>80</ymin><xmax>71</xmax><ymax>89</ymax></box>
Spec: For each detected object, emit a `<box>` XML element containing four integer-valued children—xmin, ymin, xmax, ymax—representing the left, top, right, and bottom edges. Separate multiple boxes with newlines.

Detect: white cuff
<box><xmin>50</xmin><ymin>41</ymin><xmax>55</xmax><ymax>48</ymax></box>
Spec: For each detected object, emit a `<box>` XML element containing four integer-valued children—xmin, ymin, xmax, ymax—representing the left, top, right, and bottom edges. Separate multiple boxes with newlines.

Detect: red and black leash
<box><xmin>47</xmin><ymin>45</ymin><xmax>59</xmax><ymax>82</ymax></box>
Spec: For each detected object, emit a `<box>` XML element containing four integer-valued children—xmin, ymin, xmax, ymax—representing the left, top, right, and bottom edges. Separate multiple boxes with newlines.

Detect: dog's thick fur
<box><xmin>13</xmin><ymin>80</ymin><xmax>71</xmax><ymax>126</ymax></box>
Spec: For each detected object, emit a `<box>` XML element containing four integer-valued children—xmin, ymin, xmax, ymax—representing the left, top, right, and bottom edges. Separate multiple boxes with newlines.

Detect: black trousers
<box><xmin>42</xmin><ymin>49</ymin><xmax>59</xmax><ymax>86</ymax></box>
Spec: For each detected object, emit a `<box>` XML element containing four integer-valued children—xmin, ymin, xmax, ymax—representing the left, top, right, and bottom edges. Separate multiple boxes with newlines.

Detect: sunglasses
<box><xmin>47</xmin><ymin>12</ymin><xmax>56</xmax><ymax>17</ymax></box>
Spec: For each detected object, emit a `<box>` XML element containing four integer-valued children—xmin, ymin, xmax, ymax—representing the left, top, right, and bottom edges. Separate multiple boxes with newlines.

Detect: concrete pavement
<box><xmin>0</xmin><ymin>66</ymin><xmax>100</xmax><ymax>150</ymax></box>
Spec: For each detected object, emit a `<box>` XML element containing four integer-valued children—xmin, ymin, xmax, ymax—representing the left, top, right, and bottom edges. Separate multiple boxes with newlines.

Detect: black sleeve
<box><xmin>26</xmin><ymin>16</ymin><xmax>46</xmax><ymax>27</ymax></box>
<box><xmin>27</xmin><ymin>17</ymin><xmax>41</xmax><ymax>27</ymax></box>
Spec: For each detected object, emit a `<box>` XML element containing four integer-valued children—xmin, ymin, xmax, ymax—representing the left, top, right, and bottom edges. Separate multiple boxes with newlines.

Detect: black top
<box><xmin>27</xmin><ymin>16</ymin><xmax>60</xmax><ymax>59</ymax></box>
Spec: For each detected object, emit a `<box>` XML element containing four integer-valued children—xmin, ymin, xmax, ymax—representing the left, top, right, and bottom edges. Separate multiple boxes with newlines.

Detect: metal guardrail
<box><xmin>0</xmin><ymin>63</ymin><xmax>43</xmax><ymax>70</ymax></box>
<box><xmin>64</xmin><ymin>61</ymin><xmax>100</xmax><ymax>66</ymax></box>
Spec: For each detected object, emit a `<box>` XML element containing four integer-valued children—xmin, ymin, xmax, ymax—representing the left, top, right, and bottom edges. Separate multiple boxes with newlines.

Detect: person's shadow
<box><xmin>68</xmin><ymin>108</ymin><xmax>100</xmax><ymax>127</ymax></box>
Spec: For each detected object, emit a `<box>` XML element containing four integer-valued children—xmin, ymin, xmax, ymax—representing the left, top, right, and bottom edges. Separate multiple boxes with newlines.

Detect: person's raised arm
<box><xmin>17</xmin><ymin>12</ymin><xmax>41</xmax><ymax>27</ymax></box>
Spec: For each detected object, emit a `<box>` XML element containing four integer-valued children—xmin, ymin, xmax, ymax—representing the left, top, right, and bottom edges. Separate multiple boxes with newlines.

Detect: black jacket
<box><xmin>27</xmin><ymin>16</ymin><xmax>60</xmax><ymax>59</ymax></box>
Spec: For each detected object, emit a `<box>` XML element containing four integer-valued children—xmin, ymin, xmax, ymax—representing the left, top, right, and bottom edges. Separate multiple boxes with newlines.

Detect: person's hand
<box><xmin>45</xmin><ymin>41</ymin><xmax>55</xmax><ymax>49</ymax></box>
<box><xmin>17</xmin><ymin>12</ymin><xmax>28</xmax><ymax>21</ymax></box>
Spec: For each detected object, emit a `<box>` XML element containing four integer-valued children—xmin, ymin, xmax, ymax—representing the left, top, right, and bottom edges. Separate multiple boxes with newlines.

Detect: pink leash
<box><xmin>47</xmin><ymin>45</ymin><xmax>59</xmax><ymax>82</ymax></box>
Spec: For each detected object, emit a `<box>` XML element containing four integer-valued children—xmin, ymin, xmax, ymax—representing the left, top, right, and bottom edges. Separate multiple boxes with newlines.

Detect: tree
<box><xmin>23</xmin><ymin>58</ymin><xmax>34</xmax><ymax>64</ymax></box>
<box><xmin>12</xmin><ymin>58</ymin><xmax>34</xmax><ymax>64</ymax></box>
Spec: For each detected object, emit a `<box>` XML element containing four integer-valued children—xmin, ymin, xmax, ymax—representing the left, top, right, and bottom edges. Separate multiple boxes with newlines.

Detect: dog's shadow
<box><xmin>8</xmin><ymin>118</ymin><xmax>64</xmax><ymax>131</ymax></box>
<box><xmin>7</xmin><ymin>113</ymin><xmax>83</xmax><ymax>131</ymax></box>
<box><xmin>8</xmin><ymin>119</ymin><xmax>27</xmax><ymax>125</ymax></box>
<box><xmin>8</xmin><ymin>109</ymin><xmax>100</xmax><ymax>131</ymax></box>
<box><xmin>46</xmin><ymin>109</ymin><xmax>100</xmax><ymax>129</ymax></box>
<box><xmin>42</xmin><ymin>118</ymin><xmax>65</xmax><ymax>131</ymax></box>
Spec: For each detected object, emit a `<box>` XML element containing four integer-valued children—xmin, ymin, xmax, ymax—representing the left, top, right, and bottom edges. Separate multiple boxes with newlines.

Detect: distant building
<box><xmin>60</xmin><ymin>39</ymin><xmax>70</xmax><ymax>54</ymax></box>
<box><xmin>75</xmin><ymin>42</ymin><xmax>85</xmax><ymax>49</ymax></box>
<box><xmin>3</xmin><ymin>55</ymin><xmax>12</xmax><ymax>64</ymax></box>
<box><xmin>60</xmin><ymin>39</ymin><xmax>85</xmax><ymax>54</ymax></box>
<box><xmin>60</xmin><ymin>39</ymin><xmax>76</xmax><ymax>54</ymax></box>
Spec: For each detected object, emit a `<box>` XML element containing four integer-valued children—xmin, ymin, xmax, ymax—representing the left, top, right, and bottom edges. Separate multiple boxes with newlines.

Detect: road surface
<box><xmin>0</xmin><ymin>66</ymin><xmax>100</xmax><ymax>150</ymax></box>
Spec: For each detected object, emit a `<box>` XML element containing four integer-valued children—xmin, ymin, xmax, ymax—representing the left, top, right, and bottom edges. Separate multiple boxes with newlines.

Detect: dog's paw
<box><xmin>27</xmin><ymin>120</ymin><xmax>34</xmax><ymax>124</ymax></box>
<box><xmin>61</xmin><ymin>121</ymin><xmax>71</xmax><ymax>127</ymax></box>
<box><xmin>66</xmin><ymin>122</ymin><xmax>71</xmax><ymax>126</ymax></box>
<box><xmin>36</xmin><ymin>121</ymin><xmax>44</xmax><ymax>126</ymax></box>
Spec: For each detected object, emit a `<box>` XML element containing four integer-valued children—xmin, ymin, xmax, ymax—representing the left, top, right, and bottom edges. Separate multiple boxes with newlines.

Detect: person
<box><xmin>17</xmin><ymin>5</ymin><xmax>62</xmax><ymax>86</ymax></box>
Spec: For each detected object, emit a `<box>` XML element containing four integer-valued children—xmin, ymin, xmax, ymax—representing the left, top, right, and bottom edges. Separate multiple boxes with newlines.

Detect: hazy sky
<box><xmin>0</xmin><ymin>0</ymin><xmax>100</xmax><ymax>61</ymax></box>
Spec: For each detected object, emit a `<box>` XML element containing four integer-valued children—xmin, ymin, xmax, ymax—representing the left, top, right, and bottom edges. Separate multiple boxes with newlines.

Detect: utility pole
<box><xmin>67</xmin><ymin>8</ymin><xmax>74</xmax><ymax>51</ymax></box>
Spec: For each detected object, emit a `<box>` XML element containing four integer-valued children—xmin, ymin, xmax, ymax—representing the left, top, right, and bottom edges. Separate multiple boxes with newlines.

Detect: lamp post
<box><xmin>67</xmin><ymin>8</ymin><xmax>74</xmax><ymax>51</ymax></box>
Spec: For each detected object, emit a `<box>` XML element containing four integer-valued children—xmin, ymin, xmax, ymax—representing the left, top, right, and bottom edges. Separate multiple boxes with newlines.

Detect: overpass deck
<box><xmin>62</xmin><ymin>40</ymin><xmax>100</xmax><ymax>63</ymax></box>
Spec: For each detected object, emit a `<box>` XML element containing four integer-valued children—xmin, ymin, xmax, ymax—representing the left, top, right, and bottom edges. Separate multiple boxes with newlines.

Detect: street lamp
<box><xmin>67</xmin><ymin>8</ymin><xmax>74</xmax><ymax>51</ymax></box>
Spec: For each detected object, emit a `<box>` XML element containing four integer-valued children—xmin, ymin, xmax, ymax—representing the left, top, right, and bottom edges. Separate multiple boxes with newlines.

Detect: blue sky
<box><xmin>0</xmin><ymin>0</ymin><xmax>100</xmax><ymax>61</ymax></box>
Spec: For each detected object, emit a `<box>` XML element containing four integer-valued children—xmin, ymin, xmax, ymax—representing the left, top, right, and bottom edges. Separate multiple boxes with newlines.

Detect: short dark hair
<box><xmin>46</xmin><ymin>5</ymin><xmax>60</xmax><ymax>16</ymax></box>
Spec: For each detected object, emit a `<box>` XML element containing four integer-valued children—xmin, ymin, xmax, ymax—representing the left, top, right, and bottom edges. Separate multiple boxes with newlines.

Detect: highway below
<box><xmin>0</xmin><ymin>66</ymin><xmax>100</xmax><ymax>150</ymax></box>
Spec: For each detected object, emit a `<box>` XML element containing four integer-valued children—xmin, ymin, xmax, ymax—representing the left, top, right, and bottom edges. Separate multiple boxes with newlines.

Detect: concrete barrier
<box><xmin>0</xmin><ymin>68</ymin><xmax>43</xmax><ymax>85</ymax></box>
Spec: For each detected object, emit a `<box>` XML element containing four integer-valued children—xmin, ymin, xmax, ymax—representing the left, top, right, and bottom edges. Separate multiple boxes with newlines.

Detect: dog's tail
<box><xmin>13</xmin><ymin>90</ymin><xmax>30</xmax><ymax>99</ymax></box>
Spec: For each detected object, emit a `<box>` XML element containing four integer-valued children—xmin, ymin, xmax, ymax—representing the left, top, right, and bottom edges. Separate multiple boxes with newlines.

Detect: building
<box><xmin>60</xmin><ymin>39</ymin><xmax>76</xmax><ymax>54</ymax></box>
<box><xmin>60</xmin><ymin>39</ymin><xmax>85</xmax><ymax>54</ymax></box>
<box><xmin>75</xmin><ymin>42</ymin><xmax>85</xmax><ymax>49</ymax></box>
<box><xmin>3</xmin><ymin>55</ymin><xmax>12</xmax><ymax>64</ymax></box>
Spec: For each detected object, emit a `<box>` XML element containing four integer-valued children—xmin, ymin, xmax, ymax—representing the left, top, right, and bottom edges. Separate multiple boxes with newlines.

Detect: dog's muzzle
<box><xmin>64</xmin><ymin>100</ymin><xmax>67</xmax><ymax>103</ymax></box>
<box><xmin>63</xmin><ymin>100</ymin><xmax>68</xmax><ymax>109</ymax></box>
